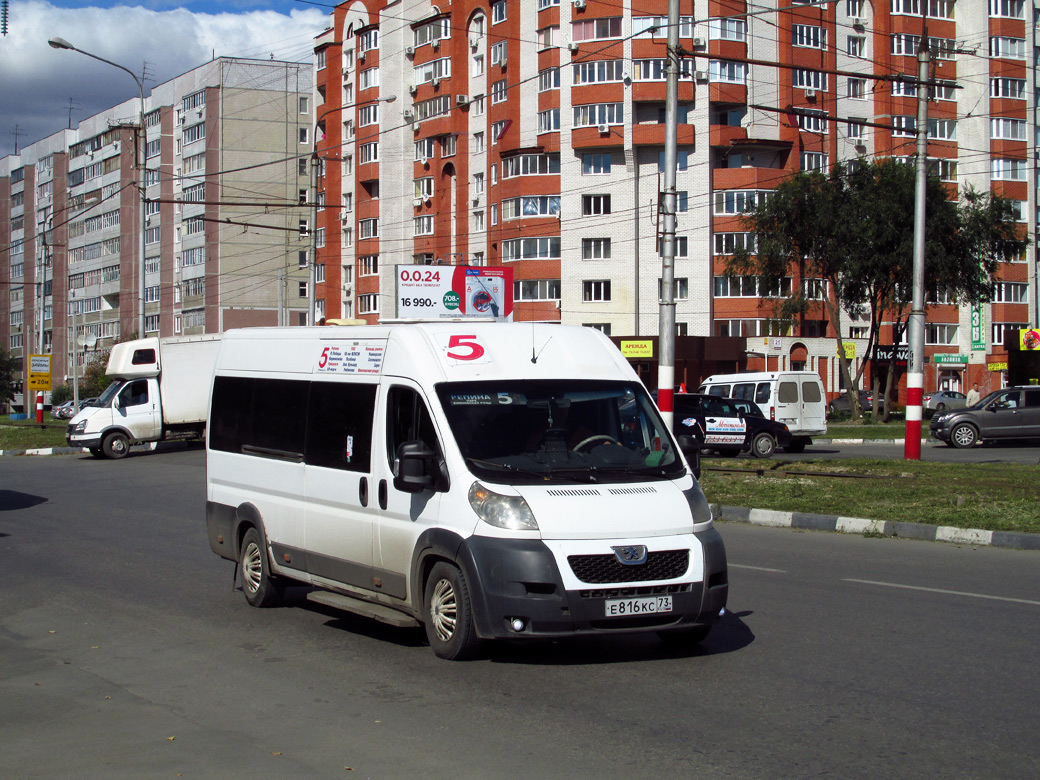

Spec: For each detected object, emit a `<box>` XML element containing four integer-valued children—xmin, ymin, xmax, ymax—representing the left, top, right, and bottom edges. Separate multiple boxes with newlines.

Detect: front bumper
<box><xmin>458</xmin><ymin>529</ymin><xmax>729</xmax><ymax>640</ymax></box>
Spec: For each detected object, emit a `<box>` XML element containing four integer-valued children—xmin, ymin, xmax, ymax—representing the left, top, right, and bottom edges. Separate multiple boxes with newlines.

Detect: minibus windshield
<box><xmin>436</xmin><ymin>380</ymin><xmax>685</xmax><ymax>484</ymax></box>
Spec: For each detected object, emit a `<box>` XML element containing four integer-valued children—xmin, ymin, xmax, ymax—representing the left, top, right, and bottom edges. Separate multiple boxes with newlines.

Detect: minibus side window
<box><xmin>210</xmin><ymin>376</ymin><xmax>251</xmax><ymax>453</ymax></box>
<box><xmin>386</xmin><ymin>386</ymin><xmax>442</xmax><ymax>472</ymax></box>
<box><xmin>754</xmin><ymin>383</ymin><xmax>770</xmax><ymax>405</ymax></box>
<box><xmin>305</xmin><ymin>382</ymin><xmax>376</xmax><ymax>472</ymax></box>
<box><xmin>732</xmin><ymin>383</ymin><xmax>754</xmax><ymax>400</ymax></box>
<box><xmin>210</xmin><ymin>376</ymin><xmax>307</xmax><ymax>459</ymax></box>
<box><xmin>707</xmin><ymin>385</ymin><xmax>730</xmax><ymax>397</ymax></box>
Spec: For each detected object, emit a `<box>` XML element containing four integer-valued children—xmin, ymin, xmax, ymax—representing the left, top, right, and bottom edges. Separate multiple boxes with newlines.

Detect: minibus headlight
<box><xmin>69</xmin><ymin>420</ymin><xmax>87</xmax><ymax>434</ymax></box>
<box><xmin>468</xmin><ymin>482</ymin><xmax>538</xmax><ymax>531</ymax></box>
<box><xmin>683</xmin><ymin>482</ymin><xmax>713</xmax><ymax>528</ymax></box>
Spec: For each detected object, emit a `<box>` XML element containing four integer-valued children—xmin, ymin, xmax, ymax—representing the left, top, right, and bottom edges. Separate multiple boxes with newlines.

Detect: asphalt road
<box><xmin>707</xmin><ymin>439</ymin><xmax>1040</xmax><ymax>466</ymax></box>
<box><xmin>2</xmin><ymin>449</ymin><xmax>1039</xmax><ymax>779</ymax></box>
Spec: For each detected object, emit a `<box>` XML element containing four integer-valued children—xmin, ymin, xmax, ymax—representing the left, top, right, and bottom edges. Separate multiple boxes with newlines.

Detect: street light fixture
<box><xmin>309</xmin><ymin>94</ymin><xmax>396</xmax><ymax>324</ymax></box>
<box><xmin>49</xmin><ymin>36</ymin><xmax>148</xmax><ymax>341</ymax></box>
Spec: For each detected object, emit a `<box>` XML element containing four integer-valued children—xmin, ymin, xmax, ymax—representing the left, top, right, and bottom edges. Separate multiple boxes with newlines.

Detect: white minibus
<box><xmin>206</xmin><ymin>323</ymin><xmax>728</xmax><ymax>659</ymax></box>
<box><xmin>696</xmin><ymin>371</ymin><xmax>826</xmax><ymax>452</ymax></box>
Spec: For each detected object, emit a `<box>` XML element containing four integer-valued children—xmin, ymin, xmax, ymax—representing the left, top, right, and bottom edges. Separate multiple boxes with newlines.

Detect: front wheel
<box><xmin>101</xmin><ymin>431</ymin><xmax>129</xmax><ymax>459</ymax></box>
<box><xmin>950</xmin><ymin>423</ymin><xmax>978</xmax><ymax>449</ymax></box>
<box><xmin>935</xmin><ymin>403</ymin><xmax>946</xmax><ymax>412</ymax></box>
<box><xmin>239</xmin><ymin>527</ymin><xmax>283</xmax><ymax>607</ymax></box>
<box><xmin>423</xmin><ymin>562</ymin><xmax>481</xmax><ymax>661</ymax></box>
<box><xmin>750</xmin><ymin>432</ymin><xmax>776</xmax><ymax>459</ymax></box>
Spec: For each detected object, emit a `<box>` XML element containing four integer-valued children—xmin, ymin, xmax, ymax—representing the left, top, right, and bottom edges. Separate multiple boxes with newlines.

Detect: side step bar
<box><xmin>306</xmin><ymin>590</ymin><xmax>420</xmax><ymax>629</ymax></box>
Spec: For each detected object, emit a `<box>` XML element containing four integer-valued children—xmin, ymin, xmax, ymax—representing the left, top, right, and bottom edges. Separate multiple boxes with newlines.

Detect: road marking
<box><xmin>731</xmin><ymin>564</ymin><xmax>787</xmax><ymax>574</ymax></box>
<box><xmin>845</xmin><ymin>579</ymin><xmax>1040</xmax><ymax>607</ymax></box>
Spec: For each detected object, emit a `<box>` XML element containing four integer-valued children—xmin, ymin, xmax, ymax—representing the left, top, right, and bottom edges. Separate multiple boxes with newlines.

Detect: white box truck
<box><xmin>205</xmin><ymin>322</ymin><xmax>728</xmax><ymax>660</ymax></box>
<box><xmin>66</xmin><ymin>334</ymin><xmax>222</xmax><ymax>459</ymax></box>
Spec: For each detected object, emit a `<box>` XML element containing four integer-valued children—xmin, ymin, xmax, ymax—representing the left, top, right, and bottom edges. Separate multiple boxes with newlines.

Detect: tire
<box><xmin>717</xmin><ymin>447</ymin><xmax>741</xmax><ymax>458</ymax></box>
<box><xmin>750</xmin><ymin>432</ymin><xmax>776</xmax><ymax>459</ymax></box>
<box><xmin>784</xmin><ymin>439</ymin><xmax>807</xmax><ymax>454</ymax></box>
<box><xmin>423</xmin><ymin>561</ymin><xmax>481</xmax><ymax>661</ymax></box>
<box><xmin>88</xmin><ymin>447</ymin><xmax>103</xmax><ymax>458</ymax></box>
<box><xmin>950</xmin><ymin>423</ymin><xmax>978</xmax><ymax>449</ymax></box>
<box><xmin>658</xmin><ymin>625</ymin><xmax>711</xmax><ymax>646</ymax></box>
<box><xmin>935</xmin><ymin>403</ymin><xmax>946</xmax><ymax>412</ymax></box>
<box><xmin>239</xmin><ymin>527</ymin><xmax>283</xmax><ymax>607</ymax></box>
<box><xmin>101</xmin><ymin>431</ymin><xmax>130</xmax><ymax>460</ymax></box>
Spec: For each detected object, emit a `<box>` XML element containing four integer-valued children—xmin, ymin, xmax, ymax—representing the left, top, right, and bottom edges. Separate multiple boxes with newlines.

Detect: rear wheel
<box><xmin>750</xmin><ymin>432</ymin><xmax>776</xmax><ymax>459</ymax></box>
<box><xmin>239</xmin><ymin>527</ymin><xmax>283</xmax><ymax>607</ymax></box>
<box><xmin>101</xmin><ymin>431</ymin><xmax>129</xmax><ymax>459</ymax></box>
<box><xmin>423</xmin><ymin>562</ymin><xmax>481</xmax><ymax>661</ymax></box>
<box><xmin>951</xmin><ymin>423</ymin><xmax>978</xmax><ymax>449</ymax></box>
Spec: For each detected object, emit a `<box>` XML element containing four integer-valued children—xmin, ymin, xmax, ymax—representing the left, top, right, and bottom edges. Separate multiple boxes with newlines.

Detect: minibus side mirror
<box><xmin>394</xmin><ymin>440</ymin><xmax>448</xmax><ymax>494</ymax></box>
<box><xmin>677</xmin><ymin>434</ymin><xmax>700</xmax><ymax>456</ymax></box>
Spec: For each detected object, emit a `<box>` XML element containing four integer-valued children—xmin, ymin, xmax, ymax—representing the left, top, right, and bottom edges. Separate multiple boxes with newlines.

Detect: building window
<box><xmin>793</xmin><ymin>69</ymin><xmax>827</xmax><ymax>91</ymax></box>
<box><xmin>993</xmin><ymin>282</ymin><xmax>1028</xmax><ymax>303</ymax></box>
<box><xmin>490</xmin><ymin>40</ymin><xmax>507</xmax><ymax>66</ymax></box>
<box><xmin>492</xmin><ymin>79</ymin><xmax>508</xmax><ymax>104</ymax></box>
<box><xmin>582</xmin><ymin>238</ymin><xmax>611</xmax><ymax>260</ymax></box>
<box><xmin>502</xmin><ymin>236</ymin><xmax>561</xmax><ymax>261</ymax></box>
<box><xmin>925</xmin><ymin>324</ymin><xmax>958</xmax><ymax>345</ymax></box>
<box><xmin>990</xmin><ymin>37</ymin><xmax>1026</xmax><ymax>59</ymax></box>
<box><xmin>792</xmin><ymin>24</ymin><xmax>826</xmax><ymax>49</ymax></box>
<box><xmin>582</xmin><ymin>153</ymin><xmax>611</xmax><ymax>174</ymax></box>
<box><xmin>847</xmin><ymin>36</ymin><xmax>865</xmax><ymax>57</ymax></box>
<box><xmin>360</xmin><ymin>67</ymin><xmax>380</xmax><ymax>89</ymax></box>
<box><xmin>992</xmin><ymin>158</ymin><xmax>1027</xmax><ymax>180</ymax></box>
<box><xmin>573</xmin><ymin>60</ymin><xmax>624</xmax><ymax>85</ymax></box>
<box><xmin>360</xmin><ymin>142</ymin><xmax>379</xmax><ymax>164</ymax></box>
<box><xmin>491</xmin><ymin>0</ymin><xmax>506</xmax><ymax>24</ymax></box>
<box><xmin>800</xmin><ymin>152</ymin><xmax>828</xmax><ymax>172</ymax></box>
<box><xmin>713</xmin><ymin>233</ymin><xmax>757</xmax><ymax>256</ymax></box>
<box><xmin>709</xmin><ymin>18</ymin><xmax>746</xmax><ymax>43</ymax></box>
<box><xmin>414</xmin><ymin>216</ymin><xmax>435</xmax><ymax>236</ymax></box>
<box><xmin>514</xmin><ymin>279</ymin><xmax>561</xmax><ymax>301</ymax></box>
<box><xmin>709</xmin><ymin>60</ymin><xmax>747</xmax><ymax>84</ymax></box>
<box><xmin>573</xmin><ymin>103</ymin><xmax>623</xmax><ymax>128</ymax></box>
<box><xmin>582</xmin><ymin>280</ymin><xmax>611</xmax><ymax>302</ymax></box>
<box><xmin>713</xmin><ymin>190</ymin><xmax>772</xmax><ymax>214</ymax></box>
<box><xmin>539</xmin><ymin>67</ymin><xmax>561</xmax><ymax>91</ymax></box>
<box><xmin>989</xmin><ymin>0</ymin><xmax>1025</xmax><ymax>19</ymax></box>
<box><xmin>991</xmin><ymin>117</ymin><xmax>1027</xmax><ymax>141</ymax></box>
<box><xmin>990</xmin><ymin>78</ymin><xmax>1026</xmax><ymax>99</ymax></box>
<box><xmin>537</xmin><ymin>26</ymin><xmax>558</xmax><ymax>50</ymax></box>
<box><xmin>358</xmin><ymin>104</ymin><xmax>380</xmax><ymax>126</ymax></box>
<box><xmin>182</xmin><ymin>123</ymin><xmax>205</xmax><ymax>145</ymax></box>
<box><xmin>358</xmin><ymin>293</ymin><xmax>379</xmax><ymax>314</ymax></box>
<box><xmin>441</xmin><ymin>135</ymin><xmax>457</xmax><ymax>157</ymax></box>
<box><xmin>584</xmin><ymin>323</ymin><xmax>612</xmax><ymax>336</ymax></box>
<box><xmin>582</xmin><ymin>195</ymin><xmax>611</xmax><ymax>215</ymax></box>
<box><xmin>572</xmin><ymin>17</ymin><xmax>622</xmax><ymax>42</ymax></box>
<box><xmin>798</xmin><ymin>110</ymin><xmax>828</xmax><ymax>134</ymax></box>
<box><xmin>659</xmin><ymin>278</ymin><xmax>689</xmax><ymax>301</ymax></box>
<box><xmin>847</xmin><ymin>78</ymin><xmax>867</xmax><ymax>99</ymax></box>
<box><xmin>632</xmin><ymin>16</ymin><xmax>693</xmax><ymax>38</ymax></box>
<box><xmin>473</xmin><ymin>132</ymin><xmax>485</xmax><ymax>153</ymax></box>
<box><xmin>503</xmin><ymin>153</ymin><xmax>560</xmax><ymax>176</ymax></box>
<box><xmin>538</xmin><ymin>109</ymin><xmax>561</xmax><ymax>133</ymax></box>
<box><xmin>359</xmin><ymin>218</ymin><xmax>379</xmax><ymax>238</ymax></box>
<box><xmin>501</xmin><ymin>196</ymin><xmax>560</xmax><ymax>219</ymax></box>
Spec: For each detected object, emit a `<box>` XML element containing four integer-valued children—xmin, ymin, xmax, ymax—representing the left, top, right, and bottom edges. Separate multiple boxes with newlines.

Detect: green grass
<box><xmin>0</xmin><ymin>418</ymin><xmax>70</xmax><ymax>450</ymax></box>
<box><xmin>700</xmin><ymin>458</ymin><xmax>1040</xmax><ymax>534</ymax></box>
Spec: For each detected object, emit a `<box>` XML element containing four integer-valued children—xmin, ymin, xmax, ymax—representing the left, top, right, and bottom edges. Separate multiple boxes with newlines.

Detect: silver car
<box><xmin>923</xmin><ymin>390</ymin><xmax>967</xmax><ymax>411</ymax></box>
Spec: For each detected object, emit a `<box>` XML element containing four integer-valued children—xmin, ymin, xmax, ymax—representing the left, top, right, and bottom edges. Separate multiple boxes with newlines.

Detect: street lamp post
<box><xmin>310</xmin><ymin>94</ymin><xmax>396</xmax><ymax>324</ymax></box>
<box><xmin>49</xmin><ymin>37</ymin><xmax>147</xmax><ymax>341</ymax></box>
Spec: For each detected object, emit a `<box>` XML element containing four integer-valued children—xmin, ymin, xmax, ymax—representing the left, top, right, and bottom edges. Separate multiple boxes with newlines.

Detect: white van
<box><xmin>696</xmin><ymin>371</ymin><xmax>826</xmax><ymax>452</ymax></box>
<box><xmin>206</xmin><ymin>323</ymin><xmax>728</xmax><ymax>660</ymax></box>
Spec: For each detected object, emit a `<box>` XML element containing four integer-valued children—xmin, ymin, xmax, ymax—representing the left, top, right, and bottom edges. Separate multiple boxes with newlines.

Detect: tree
<box><xmin>81</xmin><ymin>348</ymin><xmax>114</xmax><ymax>399</ymax></box>
<box><xmin>728</xmin><ymin>159</ymin><xmax>1028</xmax><ymax>419</ymax></box>
<box><xmin>0</xmin><ymin>346</ymin><xmax>19</xmax><ymax>409</ymax></box>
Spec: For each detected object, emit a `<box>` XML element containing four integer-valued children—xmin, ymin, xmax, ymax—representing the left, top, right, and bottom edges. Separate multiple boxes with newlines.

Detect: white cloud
<box><xmin>1</xmin><ymin>1</ymin><xmax>326</xmax><ymax>158</ymax></box>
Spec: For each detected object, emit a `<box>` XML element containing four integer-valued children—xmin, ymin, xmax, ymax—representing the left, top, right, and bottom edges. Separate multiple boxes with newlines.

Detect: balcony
<box><xmin>631</xmin><ymin>123</ymin><xmax>695</xmax><ymax>147</ymax></box>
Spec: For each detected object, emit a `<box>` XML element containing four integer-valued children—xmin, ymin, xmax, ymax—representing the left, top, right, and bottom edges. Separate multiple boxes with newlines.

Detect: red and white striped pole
<box><xmin>36</xmin><ymin>391</ymin><xmax>44</xmax><ymax>424</ymax></box>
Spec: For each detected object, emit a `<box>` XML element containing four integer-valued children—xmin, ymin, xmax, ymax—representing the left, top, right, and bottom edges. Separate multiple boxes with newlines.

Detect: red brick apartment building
<box><xmin>313</xmin><ymin>0</ymin><xmax>1037</xmax><ymax>399</ymax></box>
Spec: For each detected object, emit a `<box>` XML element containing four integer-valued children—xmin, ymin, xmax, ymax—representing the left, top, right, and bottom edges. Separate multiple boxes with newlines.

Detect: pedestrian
<box><xmin>966</xmin><ymin>382</ymin><xmax>980</xmax><ymax>407</ymax></box>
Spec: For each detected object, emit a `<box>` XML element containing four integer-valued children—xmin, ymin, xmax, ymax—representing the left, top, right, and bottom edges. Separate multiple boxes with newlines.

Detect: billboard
<box><xmin>396</xmin><ymin>265</ymin><xmax>513</xmax><ymax>321</ymax></box>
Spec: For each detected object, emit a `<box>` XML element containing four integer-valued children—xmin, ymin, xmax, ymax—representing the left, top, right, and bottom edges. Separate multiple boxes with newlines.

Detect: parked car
<box><xmin>923</xmin><ymin>390</ymin><xmax>967</xmax><ymax>411</ymax></box>
<box><xmin>828</xmin><ymin>390</ymin><xmax>872</xmax><ymax>414</ymax></box>
<box><xmin>726</xmin><ymin>399</ymin><xmax>794</xmax><ymax>458</ymax></box>
<box><xmin>929</xmin><ymin>387</ymin><xmax>1040</xmax><ymax>448</ymax></box>
<box><xmin>51</xmin><ymin>401</ymin><xmax>75</xmax><ymax>420</ymax></box>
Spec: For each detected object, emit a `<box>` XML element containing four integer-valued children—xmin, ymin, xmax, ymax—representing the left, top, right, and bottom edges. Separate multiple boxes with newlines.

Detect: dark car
<box><xmin>726</xmin><ymin>399</ymin><xmax>793</xmax><ymax>458</ymax></box>
<box><xmin>671</xmin><ymin>394</ymin><xmax>748</xmax><ymax>458</ymax></box>
<box><xmin>929</xmin><ymin>386</ymin><xmax>1040</xmax><ymax>448</ymax></box>
<box><xmin>828</xmin><ymin>390</ymin><xmax>872</xmax><ymax>414</ymax></box>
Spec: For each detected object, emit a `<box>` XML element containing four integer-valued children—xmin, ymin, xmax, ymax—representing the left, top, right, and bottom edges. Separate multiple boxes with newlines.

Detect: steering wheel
<box><xmin>572</xmin><ymin>435</ymin><xmax>618</xmax><ymax>452</ymax></box>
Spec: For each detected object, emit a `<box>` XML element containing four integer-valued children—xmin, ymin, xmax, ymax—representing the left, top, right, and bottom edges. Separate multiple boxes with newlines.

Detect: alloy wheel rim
<box><xmin>430</xmin><ymin>578</ymin><xmax>458</xmax><ymax>642</ymax></box>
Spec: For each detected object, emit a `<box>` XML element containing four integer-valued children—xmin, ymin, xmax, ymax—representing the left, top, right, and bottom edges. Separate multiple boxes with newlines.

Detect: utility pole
<box><xmin>657</xmin><ymin>0</ymin><xmax>681</xmax><ymax>429</ymax></box>
<box><xmin>904</xmin><ymin>27</ymin><xmax>930</xmax><ymax>460</ymax></box>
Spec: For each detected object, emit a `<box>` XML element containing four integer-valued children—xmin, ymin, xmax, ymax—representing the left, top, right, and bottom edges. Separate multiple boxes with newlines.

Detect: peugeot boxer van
<box><xmin>697</xmin><ymin>371</ymin><xmax>826</xmax><ymax>452</ymax></box>
<box><xmin>206</xmin><ymin>323</ymin><xmax>728</xmax><ymax>660</ymax></box>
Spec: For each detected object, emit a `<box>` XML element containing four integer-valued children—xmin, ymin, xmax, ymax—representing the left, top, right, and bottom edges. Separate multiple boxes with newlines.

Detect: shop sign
<box><xmin>874</xmin><ymin>345</ymin><xmax>914</xmax><ymax>366</ymax></box>
<box><xmin>837</xmin><ymin>342</ymin><xmax>856</xmax><ymax>360</ymax></box>
<box><xmin>987</xmin><ymin>362</ymin><xmax>1008</xmax><ymax>372</ymax></box>
<box><xmin>971</xmin><ymin>306</ymin><xmax>986</xmax><ymax>351</ymax></box>
<box><xmin>621</xmin><ymin>340</ymin><xmax>654</xmax><ymax>359</ymax></box>
<box><xmin>933</xmin><ymin>353</ymin><xmax>968</xmax><ymax>365</ymax></box>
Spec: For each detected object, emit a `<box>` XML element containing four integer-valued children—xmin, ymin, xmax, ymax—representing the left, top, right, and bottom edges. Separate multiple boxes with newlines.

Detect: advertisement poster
<box><xmin>1021</xmin><ymin>328</ymin><xmax>1040</xmax><ymax>351</ymax></box>
<box><xmin>396</xmin><ymin>265</ymin><xmax>513</xmax><ymax>321</ymax></box>
<box><xmin>971</xmin><ymin>306</ymin><xmax>986</xmax><ymax>351</ymax></box>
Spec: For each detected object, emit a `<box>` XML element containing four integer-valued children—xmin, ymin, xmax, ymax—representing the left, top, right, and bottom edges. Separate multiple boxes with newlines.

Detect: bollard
<box><xmin>36</xmin><ymin>392</ymin><xmax>44</xmax><ymax>424</ymax></box>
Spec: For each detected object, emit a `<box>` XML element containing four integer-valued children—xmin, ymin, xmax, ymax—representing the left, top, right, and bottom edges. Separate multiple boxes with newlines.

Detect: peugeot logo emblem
<box><xmin>611</xmin><ymin>545</ymin><xmax>648</xmax><ymax>565</ymax></box>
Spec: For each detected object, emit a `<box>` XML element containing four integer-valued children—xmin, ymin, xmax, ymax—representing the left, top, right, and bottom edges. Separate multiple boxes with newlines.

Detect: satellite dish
<box><xmin>77</xmin><ymin>334</ymin><xmax>98</xmax><ymax>348</ymax></box>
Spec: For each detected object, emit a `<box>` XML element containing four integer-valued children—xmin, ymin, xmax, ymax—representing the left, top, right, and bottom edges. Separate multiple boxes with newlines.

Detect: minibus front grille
<box><xmin>567</xmin><ymin>550</ymin><xmax>689</xmax><ymax>584</ymax></box>
<box><xmin>578</xmin><ymin>583</ymin><xmax>691</xmax><ymax>599</ymax></box>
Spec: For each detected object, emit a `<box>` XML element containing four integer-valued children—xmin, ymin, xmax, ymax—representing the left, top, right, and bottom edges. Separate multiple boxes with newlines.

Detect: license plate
<box><xmin>604</xmin><ymin>595</ymin><xmax>673</xmax><ymax>617</ymax></box>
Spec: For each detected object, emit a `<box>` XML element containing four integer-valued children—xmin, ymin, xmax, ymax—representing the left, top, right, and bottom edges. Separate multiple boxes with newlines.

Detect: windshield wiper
<box><xmin>464</xmin><ymin>457</ymin><xmax>549</xmax><ymax>480</ymax></box>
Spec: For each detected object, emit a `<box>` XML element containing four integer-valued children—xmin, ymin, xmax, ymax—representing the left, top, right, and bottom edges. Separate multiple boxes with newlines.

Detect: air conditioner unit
<box><xmin>339</xmin><ymin>209</ymin><xmax>350</xmax><ymax>220</ymax></box>
<box><xmin>432</xmin><ymin>77</ymin><xmax>441</xmax><ymax>88</ymax></box>
<box><xmin>431</xmin><ymin>39</ymin><xmax>440</xmax><ymax>51</ymax></box>
<box><xmin>852</xmin><ymin>18</ymin><xmax>866</xmax><ymax>29</ymax></box>
<box><xmin>457</xmin><ymin>94</ymin><xmax>470</xmax><ymax>105</ymax></box>
<box><xmin>568</xmin><ymin>42</ymin><xmax>579</xmax><ymax>53</ymax></box>
<box><xmin>412</xmin><ymin>123</ymin><xmax>421</xmax><ymax>133</ymax></box>
<box><xmin>341</xmin><ymin>66</ymin><xmax>350</xmax><ymax>75</ymax></box>
<box><xmin>424</xmin><ymin>196</ymin><xmax>432</xmax><ymax>205</ymax></box>
<box><xmin>406</xmin><ymin>45</ymin><xmax>414</xmax><ymax>56</ymax></box>
<box><xmin>573</xmin><ymin>0</ymin><xmax>586</xmax><ymax>9</ymax></box>
<box><xmin>403</xmin><ymin>109</ymin><xmax>415</xmax><ymax>121</ymax></box>
<box><xmin>409</xmin><ymin>83</ymin><xmax>418</xmax><ymax>95</ymax></box>
<box><xmin>343</xmin><ymin>284</ymin><xmax>352</xmax><ymax>295</ymax></box>
<box><xmin>597</xmin><ymin>123</ymin><xmax>610</xmax><ymax>134</ymax></box>
<box><xmin>472</xmin><ymin>195</ymin><xmax>480</xmax><ymax>206</ymax></box>
<box><xmin>622</xmin><ymin>71</ymin><xmax>630</xmax><ymax>82</ymax></box>
<box><xmin>692</xmin><ymin>37</ymin><xmax>706</xmax><ymax>48</ymax></box>
<box><xmin>694</xmin><ymin>70</ymin><xmax>707</xmax><ymax>81</ymax></box>
<box><xmin>413</xmin><ymin>198</ymin><xmax>423</xmax><ymax>207</ymax></box>
<box><xmin>357</xmin><ymin>51</ymin><xmax>366</xmax><ymax>62</ymax></box>
<box><xmin>805</xmin><ymin>88</ymin><xmax>817</xmax><ymax>99</ymax></box>
<box><xmin>470</xmin><ymin>36</ymin><xmax>479</xmax><ymax>49</ymax></box>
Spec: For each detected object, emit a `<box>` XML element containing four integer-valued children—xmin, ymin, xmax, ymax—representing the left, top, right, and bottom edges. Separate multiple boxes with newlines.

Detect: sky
<box><xmin>0</xmin><ymin>1</ymin><xmax>330</xmax><ymax>159</ymax></box>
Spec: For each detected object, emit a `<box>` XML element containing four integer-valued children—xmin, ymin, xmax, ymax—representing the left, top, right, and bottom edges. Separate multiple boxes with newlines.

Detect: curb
<box><xmin>1</xmin><ymin>446</ymin><xmax>87</xmax><ymax>457</ymax></box>
<box><xmin>714</xmin><ymin>504</ymin><xmax>1040</xmax><ymax>552</ymax></box>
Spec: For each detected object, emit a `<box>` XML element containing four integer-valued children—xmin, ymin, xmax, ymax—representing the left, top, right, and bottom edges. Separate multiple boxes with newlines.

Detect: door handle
<box><xmin>378</xmin><ymin>479</ymin><xmax>388</xmax><ymax>510</ymax></box>
<box><xmin>359</xmin><ymin>477</ymin><xmax>369</xmax><ymax>507</ymax></box>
